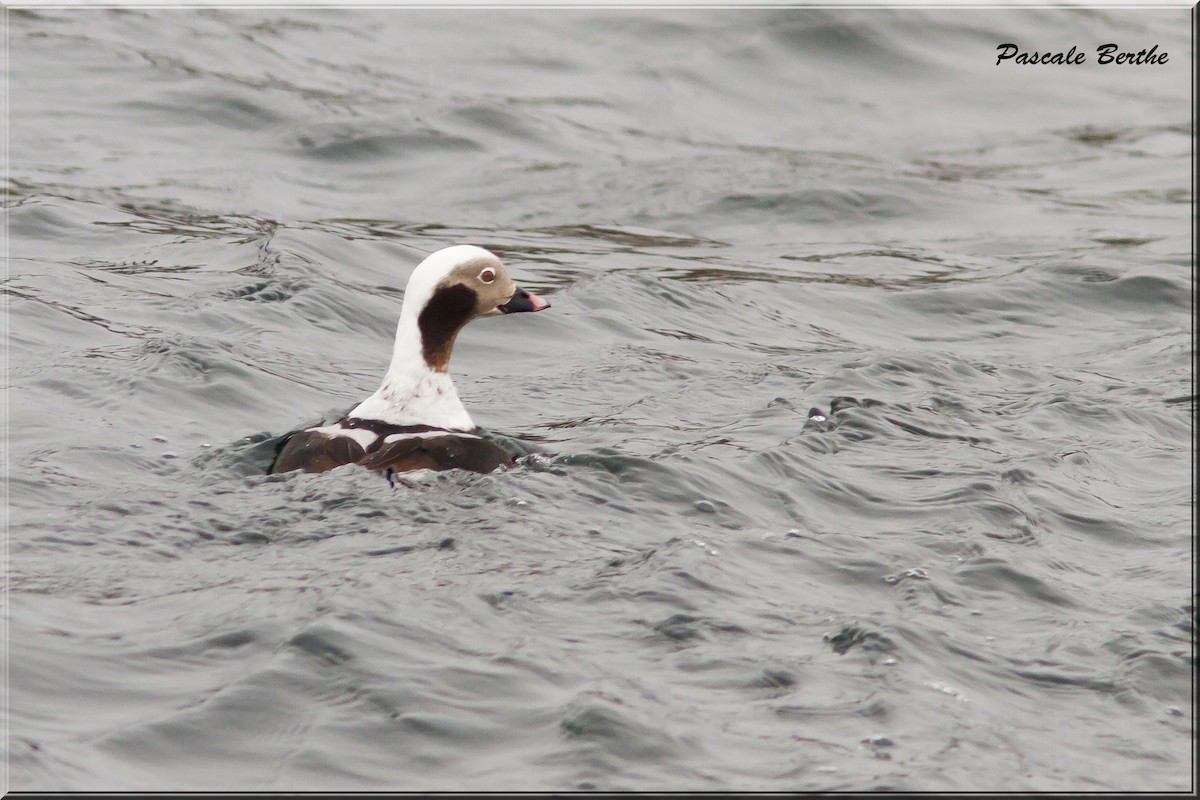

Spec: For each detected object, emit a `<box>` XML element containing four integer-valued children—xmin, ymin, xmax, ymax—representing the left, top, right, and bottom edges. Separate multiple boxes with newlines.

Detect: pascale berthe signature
<box><xmin>995</xmin><ymin>43</ymin><xmax>1168</xmax><ymax>66</ymax></box>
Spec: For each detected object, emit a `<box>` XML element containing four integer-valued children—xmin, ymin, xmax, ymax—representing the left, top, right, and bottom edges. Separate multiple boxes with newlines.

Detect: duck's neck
<box><xmin>348</xmin><ymin>313</ymin><xmax>474</xmax><ymax>431</ymax></box>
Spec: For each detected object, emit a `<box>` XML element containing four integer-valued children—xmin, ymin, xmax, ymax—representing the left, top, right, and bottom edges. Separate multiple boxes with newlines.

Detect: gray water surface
<box><xmin>5</xmin><ymin>7</ymin><xmax>1194</xmax><ymax>792</ymax></box>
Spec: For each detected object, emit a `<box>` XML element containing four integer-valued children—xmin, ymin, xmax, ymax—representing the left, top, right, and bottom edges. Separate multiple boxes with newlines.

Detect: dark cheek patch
<box><xmin>419</xmin><ymin>283</ymin><xmax>478</xmax><ymax>371</ymax></box>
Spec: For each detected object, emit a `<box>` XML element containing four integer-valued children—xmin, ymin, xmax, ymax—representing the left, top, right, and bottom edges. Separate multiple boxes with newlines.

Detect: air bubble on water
<box><xmin>882</xmin><ymin>658</ymin><xmax>897</xmax><ymax>666</ymax></box>
<box><xmin>509</xmin><ymin>498</ymin><xmax>529</xmax><ymax>507</ymax></box>
<box><xmin>152</xmin><ymin>435</ymin><xmax>168</xmax><ymax>443</ymax></box>
<box><xmin>1166</xmin><ymin>706</ymin><xmax>1183</xmax><ymax>717</ymax></box>
<box><xmin>928</xmin><ymin>681</ymin><xmax>966</xmax><ymax>701</ymax></box>
<box><xmin>708</xmin><ymin>549</ymin><xmax>718</xmax><ymax>556</ymax></box>
<box><xmin>694</xmin><ymin>500</ymin><xmax>717</xmax><ymax>513</ymax></box>
<box><xmin>886</xmin><ymin>567</ymin><xmax>928</xmax><ymax>584</ymax></box>
<box><xmin>162</xmin><ymin>452</ymin><xmax>178</xmax><ymax>459</ymax></box>
<box><xmin>200</xmin><ymin>443</ymin><xmax>211</xmax><ymax>449</ymax></box>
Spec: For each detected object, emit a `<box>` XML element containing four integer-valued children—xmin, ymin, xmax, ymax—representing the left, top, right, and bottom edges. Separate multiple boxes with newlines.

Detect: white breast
<box><xmin>349</xmin><ymin>368</ymin><xmax>474</xmax><ymax>430</ymax></box>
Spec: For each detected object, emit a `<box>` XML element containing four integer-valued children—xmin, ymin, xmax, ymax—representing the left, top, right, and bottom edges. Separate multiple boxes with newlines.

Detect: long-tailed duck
<box><xmin>270</xmin><ymin>245</ymin><xmax>549</xmax><ymax>478</ymax></box>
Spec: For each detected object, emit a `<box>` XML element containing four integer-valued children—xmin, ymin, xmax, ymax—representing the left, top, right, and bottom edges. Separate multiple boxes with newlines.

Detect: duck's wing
<box><xmin>269</xmin><ymin>428</ymin><xmax>371</xmax><ymax>474</ymax></box>
<box><xmin>357</xmin><ymin>433</ymin><xmax>513</xmax><ymax>475</ymax></box>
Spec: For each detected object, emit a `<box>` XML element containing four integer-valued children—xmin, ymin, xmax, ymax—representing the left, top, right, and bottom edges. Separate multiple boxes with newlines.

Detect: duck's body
<box><xmin>270</xmin><ymin>420</ymin><xmax>512</xmax><ymax>477</ymax></box>
<box><xmin>270</xmin><ymin>245</ymin><xmax>548</xmax><ymax>477</ymax></box>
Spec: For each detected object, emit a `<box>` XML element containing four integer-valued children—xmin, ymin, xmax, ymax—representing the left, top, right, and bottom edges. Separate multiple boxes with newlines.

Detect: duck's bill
<box><xmin>498</xmin><ymin>287</ymin><xmax>550</xmax><ymax>314</ymax></box>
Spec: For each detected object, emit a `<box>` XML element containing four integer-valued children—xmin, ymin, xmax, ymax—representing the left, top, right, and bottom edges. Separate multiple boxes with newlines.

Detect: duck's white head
<box><xmin>398</xmin><ymin>245</ymin><xmax>549</xmax><ymax>372</ymax></box>
<box><xmin>351</xmin><ymin>245</ymin><xmax>550</xmax><ymax>429</ymax></box>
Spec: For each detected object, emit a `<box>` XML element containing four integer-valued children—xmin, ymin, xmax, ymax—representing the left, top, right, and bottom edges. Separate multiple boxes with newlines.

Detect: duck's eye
<box><xmin>479</xmin><ymin>267</ymin><xmax>496</xmax><ymax>284</ymax></box>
